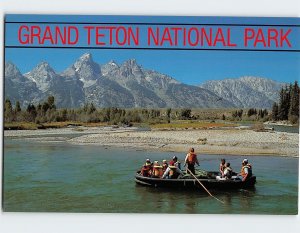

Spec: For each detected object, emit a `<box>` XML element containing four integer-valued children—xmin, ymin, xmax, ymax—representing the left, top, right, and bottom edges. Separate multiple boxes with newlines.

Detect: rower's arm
<box><xmin>162</xmin><ymin>167</ymin><xmax>170</xmax><ymax>179</ymax></box>
<box><xmin>183</xmin><ymin>154</ymin><xmax>188</xmax><ymax>166</ymax></box>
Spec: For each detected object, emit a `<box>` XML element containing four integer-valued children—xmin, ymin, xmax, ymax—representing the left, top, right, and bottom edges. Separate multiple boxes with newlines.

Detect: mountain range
<box><xmin>5</xmin><ymin>53</ymin><xmax>285</xmax><ymax>109</ymax></box>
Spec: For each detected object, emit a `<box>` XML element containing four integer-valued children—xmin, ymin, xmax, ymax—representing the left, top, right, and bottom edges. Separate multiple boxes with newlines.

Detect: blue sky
<box><xmin>5</xmin><ymin>48</ymin><xmax>300</xmax><ymax>85</ymax></box>
<box><xmin>5</xmin><ymin>14</ymin><xmax>300</xmax><ymax>85</ymax></box>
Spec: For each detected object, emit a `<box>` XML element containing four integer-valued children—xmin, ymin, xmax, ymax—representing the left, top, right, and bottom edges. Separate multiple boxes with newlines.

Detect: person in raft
<box><xmin>162</xmin><ymin>159</ymin><xmax>168</xmax><ymax>173</ymax></box>
<box><xmin>152</xmin><ymin>161</ymin><xmax>163</xmax><ymax>178</ymax></box>
<box><xmin>219</xmin><ymin>158</ymin><xmax>226</xmax><ymax>177</ymax></box>
<box><xmin>141</xmin><ymin>158</ymin><xmax>153</xmax><ymax>177</ymax></box>
<box><xmin>184</xmin><ymin>148</ymin><xmax>199</xmax><ymax>175</ymax></box>
<box><xmin>239</xmin><ymin>159</ymin><xmax>252</xmax><ymax>181</ymax></box>
<box><xmin>223</xmin><ymin>162</ymin><xmax>233</xmax><ymax>179</ymax></box>
<box><xmin>171</xmin><ymin>156</ymin><xmax>181</xmax><ymax>170</ymax></box>
<box><xmin>162</xmin><ymin>161</ymin><xmax>183</xmax><ymax>179</ymax></box>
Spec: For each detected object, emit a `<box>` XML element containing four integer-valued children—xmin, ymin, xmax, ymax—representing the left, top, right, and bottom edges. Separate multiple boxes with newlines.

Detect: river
<box><xmin>3</xmin><ymin>138</ymin><xmax>298</xmax><ymax>214</ymax></box>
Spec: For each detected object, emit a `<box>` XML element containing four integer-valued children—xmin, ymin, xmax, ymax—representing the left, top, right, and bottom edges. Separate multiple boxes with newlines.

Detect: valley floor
<box><xmin>4</xmin><ymin>126</ymin><xmax>299</xmax><ymax>157</ymax></box>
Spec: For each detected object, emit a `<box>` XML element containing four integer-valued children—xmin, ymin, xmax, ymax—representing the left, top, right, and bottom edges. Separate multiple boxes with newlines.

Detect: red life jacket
<box><xmin>187</xmin><ymin>153</ymin><xmax>197</xmax><ymax>165</ymax></box>
<box><xmin>141</xmin><ymin>165</ymin><xmax>152</xmax><ymax>177</ymax></box>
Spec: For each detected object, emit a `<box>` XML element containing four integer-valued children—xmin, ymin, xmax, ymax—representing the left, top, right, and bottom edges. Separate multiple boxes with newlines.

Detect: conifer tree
<box><xmin>288</xmin><ymin>81</ymin><xmax>299</xmax><ymax>123</ymax></box>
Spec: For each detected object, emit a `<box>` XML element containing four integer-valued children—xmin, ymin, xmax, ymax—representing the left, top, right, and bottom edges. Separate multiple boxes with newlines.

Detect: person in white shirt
<box><xmin>162</xmin><ymin>161</ymin><xmax>183</xmax><ymax>179</ymax></box>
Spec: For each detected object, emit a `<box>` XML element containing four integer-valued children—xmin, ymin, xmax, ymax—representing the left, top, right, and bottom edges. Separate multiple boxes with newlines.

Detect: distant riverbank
<box><xmin>4</xmin><ymin>126</ymin><xmax>299</xmax><ymax>157</ymax></box>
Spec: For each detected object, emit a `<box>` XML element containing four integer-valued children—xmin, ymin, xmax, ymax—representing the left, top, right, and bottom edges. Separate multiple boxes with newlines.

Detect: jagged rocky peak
<box><xmin>5</xmin><ymin>62</ymin><xmax>22</xmax><ymax>77</ymax></box>
<box><xmin>80</xmin><ymin>52</ymin><xmax>93</xmax><ymax>62</ymax></box>
<box><xmin>74</xmin><ymin>53</ymin><xmax>94</xmax><ymax>67</ymax></box>
<box><xmin>120</xmin><ymin>58</ymin><xmax>143</xmax><ymax>77</ymax></box>
<box><xmin>28</xmin><ymin>61</ymin><xmax>57</xmax><ymax>79</ymax></box>
<box><xmin>123</xmin><ymin>59</ymin><xmax>141</xmax><ymax>70</ymax></box>
<box><xmin>108</xmin><ymin>60</ymin><xmax>118</xmax><ymax>67</ymax></box>
<box><xmin>101</xmin><ymin>60</ymin><xmax>119</xmax><ymax>75</ymax></box>
<box><xmin>23</xmin><ymin>61</ymin><xmax>59</xmax><ymax>92</ymax></box>
<box><xmin>73</xmin><ymin>52</ymin><xmax>101</xmax><ymax>81</ymax></box>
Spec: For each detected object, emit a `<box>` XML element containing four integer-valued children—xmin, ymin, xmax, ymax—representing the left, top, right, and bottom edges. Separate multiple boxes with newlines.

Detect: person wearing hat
<box><xmin>239</xmin><ymin>159</ymin><xmax>252</xmax><ymax>182</ymax></box>
<box><xmin>152</xmin><ymin>161</ymin><xmax>163</xmax><ymax>178</ymax></box>
<box><xmin>184</xmin><ymin>148</ymin><xmax>199</xmax><ymax>175</ymax></box>
<box><xmin>162</xmin><ymin>161</ymin><xmax>183</xmax><ymax>179</ymax></box>
<box><xmin>170</xmin><ymin>156</ymin><xmax>181</xmax><ymax>170</ymax></box>
<box><xmin>140</xmin><ymin>158</ymin><xmax>153</xmax><ymax>177</ymax></box>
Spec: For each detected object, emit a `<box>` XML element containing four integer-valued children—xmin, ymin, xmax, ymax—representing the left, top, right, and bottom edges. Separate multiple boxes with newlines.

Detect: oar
<box><xmin>186</xmin><ymin>168</ymin><xmax>224</xmax><ymax>204</ymax></box>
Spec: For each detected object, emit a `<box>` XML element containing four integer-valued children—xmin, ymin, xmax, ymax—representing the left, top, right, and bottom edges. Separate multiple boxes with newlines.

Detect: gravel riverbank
<box><xmin>5</xmin><ymin>126</ymin><xmax>299</xmax><ymax>157</ymax></box>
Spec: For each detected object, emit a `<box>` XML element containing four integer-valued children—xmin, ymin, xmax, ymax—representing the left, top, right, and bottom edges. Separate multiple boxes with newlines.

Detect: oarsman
<box><xmin>184</xmin><ymin>148</ymin><xmax>199</xmax><ymax>175</ymax></box>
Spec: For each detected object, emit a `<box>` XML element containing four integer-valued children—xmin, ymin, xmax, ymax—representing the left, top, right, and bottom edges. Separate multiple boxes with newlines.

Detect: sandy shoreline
<box><xmin>4</xmin><ymin>126</ymin><xmax>299</xmax><ymax>157</ymax></box>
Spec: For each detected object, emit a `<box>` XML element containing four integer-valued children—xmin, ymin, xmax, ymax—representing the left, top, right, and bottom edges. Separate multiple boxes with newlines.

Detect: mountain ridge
<box><xmin>200</xmin><ymin>76</ymin><xmax>285</xmax><ymax>109</ymax></box>
<box><xmin>5</xmin><ymin>53</ymin><xmax>284</xmax><ymax>109</ymax></box>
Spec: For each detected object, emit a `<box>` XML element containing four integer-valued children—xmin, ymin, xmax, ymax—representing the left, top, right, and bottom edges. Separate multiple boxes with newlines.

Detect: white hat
<box><xmin>243</xmin><ymin>159</ymin><xmax>248</xmax><ymax>163</ymax></box>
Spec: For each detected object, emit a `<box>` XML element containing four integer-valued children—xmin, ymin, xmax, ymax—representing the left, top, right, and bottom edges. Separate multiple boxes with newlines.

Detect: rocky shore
<box><xmin>4</xmin><ymin>126</ymin><xmax>299</xmax><ymax>157</ymax></box>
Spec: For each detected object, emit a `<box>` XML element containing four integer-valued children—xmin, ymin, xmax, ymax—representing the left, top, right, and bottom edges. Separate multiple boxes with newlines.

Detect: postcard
<box><xmin>3</xmin><ymin>14</ymin><xmax>299</xmax><ymax>214</ymax></box>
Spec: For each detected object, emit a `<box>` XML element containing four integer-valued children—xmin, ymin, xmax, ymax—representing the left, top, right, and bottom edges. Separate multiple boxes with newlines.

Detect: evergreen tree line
<box><xmin>5</xmin><ymin>81</ymin><xmax>298</xmax><ymax>126</ymax></box>
<box><xmin>271</xmin><ymin>81</ymin><xmax>299</xmax><ymax>124</ymax></box>
<box><xmin>231</xmin><ymin>108</ymin><xmax>269</xmax><ymax>121</ymax></box>
<box><xmin>4</xmin><ymin>97</ymin><xmax>198</xmax><ymax>125</ymax></box>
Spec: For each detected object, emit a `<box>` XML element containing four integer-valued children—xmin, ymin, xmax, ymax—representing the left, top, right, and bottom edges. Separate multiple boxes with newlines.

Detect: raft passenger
<box><xmin>162</xmin><ymin>159</ymin><xmax>168</xmax><ymax>173</ymax></box>
<box><xmin>184</xmin><ymin>148</ymin><xmax>199</xmax><ymax>175</ymax></box>
<box><xmin>171</xmin><ymin>156</ymin><xmax>181</xmax><ymax>170</ymax></box>
<box><xmin>141</xmin><ymin>158</ymin><xmax>152</xmax><ymax>177</ymax></box>
<box><xmin>152</xmin><ymin>161</ymin><xmax>163</xmax><ymax>178</ymax></box>
<box><xmin>239</xmin><ymin>159</ymin><xmax>252</xmax><ymax>182</ymax></box>
<box><xmin>223</xmin><ymin>162</ymin><xmax>233</xmax><ymax>179</ymax></box>
<box><xmin>219</xmin><ymin>158</ymin><xmax>226</xmax><ymax>177</ymax></box>
<box><xmin>162</xmin><ymin>161</ymin><xmax>183</xmax><ymax>179</ymax></box>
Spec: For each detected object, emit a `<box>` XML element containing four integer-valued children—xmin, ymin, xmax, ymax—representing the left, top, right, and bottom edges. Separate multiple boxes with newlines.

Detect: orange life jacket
<box><xmin>169</xmin><ymin>166</ymin><xmax>176</xmax><ymax>177</ymax></box>
<box><xmin>240</xmin><ymin>164</ymin><xmax>252</xmax><ymax>177</ymax></box>
<box><xmin>153</xmin><ymin>166</ymin><xmax>163</xmax><ymax>177</ymax></box>
<box><xmin>169</xmin><ymin>166</ymin><xmax>180</xmax><ymax>179</ymax></box>
<box><xmin>187</xmin><ymin>153</ymin><xmax>197</xmax><ymax>164</ymax></box>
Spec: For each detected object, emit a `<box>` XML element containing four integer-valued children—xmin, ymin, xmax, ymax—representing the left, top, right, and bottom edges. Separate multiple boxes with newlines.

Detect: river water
<box><xmin>3</xmin><ymin>138</ymin><xmax>299</xmax><ymax>214</ymax></box>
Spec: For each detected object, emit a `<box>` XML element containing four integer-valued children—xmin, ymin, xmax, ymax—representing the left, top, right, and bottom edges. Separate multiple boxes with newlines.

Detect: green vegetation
<box><xmin>4</xmin><ymin>82</ymin><xmax>299</xmax><ymax>130</ymax></box>
<box><xmin>271</xmin><ymin>81</ymin><xmax>299</xmax><ymax>124</ymax></box>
